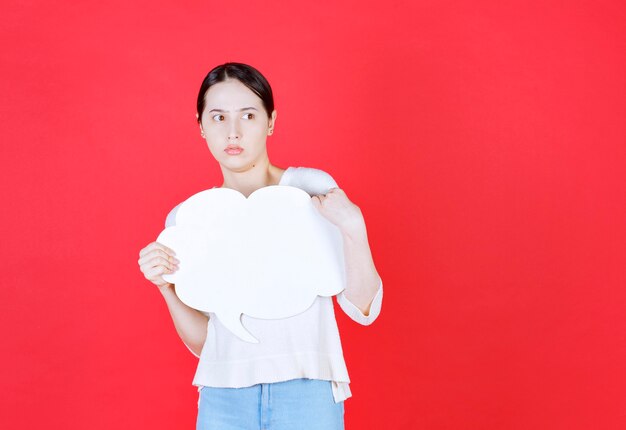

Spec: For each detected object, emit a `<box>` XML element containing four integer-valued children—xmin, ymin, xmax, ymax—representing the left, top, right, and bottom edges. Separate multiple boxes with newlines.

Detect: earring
<box><xmin>268</xmin><ymin>129</ymin><xmax>273</xmax><ymax>135</ymax></box>
<box><xmin>200</xmin><ymin>132</ymin><xmax>205</xmax><ymax>138</ymax></box>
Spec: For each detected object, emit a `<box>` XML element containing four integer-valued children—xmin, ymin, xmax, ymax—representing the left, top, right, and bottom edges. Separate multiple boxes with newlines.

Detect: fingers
<box><xmin>311</xmin><ymin>189</ymin><xmax>344</xmax><ymax>209</ymax></box>
<box><xmin>143</xmin><ymin>266</ymin><xmax>172</xmax><ymax>288</ymax></box>
<box><xmin>138</xmin><ymin>241</ymin><xmax>180</xmax><ymax>288</ymax></box>
<box><xmin>141</xmin><ymin>260</ymin><xmax>178</xmax><ymax>287</ymax></box>
<box><xmin>311</xmin><ymin>189</ymin><xmax>341</xmax><ymax>207</ymax></box>
<box><xmin>314</xmin><ymin>188</ymin><xmax>344</xmax><ymax>201</ymax></box>
<box><xmin>139</xmin><ymin>241</ymin><xmax>176</xmax><ymax>259</ymax></box>
<box><xmin>138</xmin><ymin>248</ymin><xmax>178</xmax><ymax>267</ymax></box>
<box><xmin>139</xmin><ymin>254</ymin><xmax>179</xmax><ymax>272</ymax></box>
<box><xmin>320</xmin><ymin>188</ymin><xmax>351</xmax><ymax>205</ymax></box>
<box><xmin>144</xmin><ymin>263</ymin><xmax>174</xmax><ymax>280</ymax></box>
<box><xmin>327</xmin><ymin>187</ymin><xmax>344</xmax><ymax>194</ymax></box>
<box><xmin>311</xmin><ymin>194</ymin><xmax>323</xmax><ymax>209</ymax></box>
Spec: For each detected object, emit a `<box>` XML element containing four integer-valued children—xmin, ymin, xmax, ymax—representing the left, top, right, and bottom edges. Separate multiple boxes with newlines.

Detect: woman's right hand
<box><xmin>138</xmin><ymin>242</ymin><xmax>180</xmax><ymax>290</ymax></box>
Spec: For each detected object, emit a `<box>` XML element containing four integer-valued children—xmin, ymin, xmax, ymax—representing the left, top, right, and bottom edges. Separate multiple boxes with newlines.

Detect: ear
<box><xmin>197</xmin><ymin>116</ymin><xmax>205</xmax><ymax>137</ymax></box>
<box><xmin>268</xmin><ymin>110</ymin><xmax>277</xmax><ymax>135</ymax></box>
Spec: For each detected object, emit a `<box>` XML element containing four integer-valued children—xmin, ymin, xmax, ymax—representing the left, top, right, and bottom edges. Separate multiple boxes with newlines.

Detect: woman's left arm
<box><xmin>312</xmin><ymin>188</ymin><xmax>382</xmax><ymax>315</ymax></box>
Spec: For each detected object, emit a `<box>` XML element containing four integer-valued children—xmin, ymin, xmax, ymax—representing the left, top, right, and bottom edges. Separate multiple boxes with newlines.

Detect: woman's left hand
<box><xmin>311</xmin><ymin>188</ymin><xmax>365</xmax><ymax>235</ymax></box>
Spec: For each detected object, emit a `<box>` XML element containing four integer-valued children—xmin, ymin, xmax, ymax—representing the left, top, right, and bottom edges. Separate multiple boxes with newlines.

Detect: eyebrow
<box><xmin>208</xmin><ymin>107</ymin><xmax>259</xmax><ymax>113</ymax></box>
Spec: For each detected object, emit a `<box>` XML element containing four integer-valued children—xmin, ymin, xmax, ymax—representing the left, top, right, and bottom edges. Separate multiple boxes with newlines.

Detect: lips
<box><xmin>225</xmin><ymin>145</ymin><xmax>243</xmax><ymax>155</ymax></box>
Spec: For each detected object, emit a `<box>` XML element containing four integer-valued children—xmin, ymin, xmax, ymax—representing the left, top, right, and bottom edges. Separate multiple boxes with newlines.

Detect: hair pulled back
<box><xmin>196</xmin><ymin>62</ymin><xmax>275</xmax><ymax>123</ymax></box>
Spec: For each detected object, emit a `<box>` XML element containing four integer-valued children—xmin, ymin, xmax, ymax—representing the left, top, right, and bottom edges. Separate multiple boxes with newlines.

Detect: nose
<box><xmin>228</xmin><ymin>118</ymin><xmax>241</xmax><ymax>140</ymax></box>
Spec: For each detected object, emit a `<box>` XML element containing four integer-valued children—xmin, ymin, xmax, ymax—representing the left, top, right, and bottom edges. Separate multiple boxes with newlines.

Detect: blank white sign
<box><xmin>157</xmin><ymin>185</ymin><xmax>346</xmax><ymax>343</ymax></box>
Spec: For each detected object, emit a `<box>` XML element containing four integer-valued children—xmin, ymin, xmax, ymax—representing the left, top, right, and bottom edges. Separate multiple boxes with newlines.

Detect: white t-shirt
<box><xmin>165</xmin><ymin>166</ymin><xmax>384</xmax><ymax>403</ymax></box>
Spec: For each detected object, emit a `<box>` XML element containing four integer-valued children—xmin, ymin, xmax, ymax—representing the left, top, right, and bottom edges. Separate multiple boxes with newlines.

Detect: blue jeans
<box><xmin>196</xmin><ymin>378</ymin><xmax>345</xmax><ymax>430</ymax></box>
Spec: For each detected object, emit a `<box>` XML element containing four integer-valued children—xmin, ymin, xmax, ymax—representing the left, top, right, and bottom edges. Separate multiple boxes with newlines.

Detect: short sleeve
<box><xmin>183</xmin><ymin>342</ymin><xmax>201</xmax><ymax>358</ymax></box>
<box><xmin>336</xmin><ymin>278</ymin><xmax>383</xmax><ymax>326</ymax></box>
<box><xmin>281</xmin><ymin>167</ymin><xmax>339</xmax><ymax>196</ymax></box>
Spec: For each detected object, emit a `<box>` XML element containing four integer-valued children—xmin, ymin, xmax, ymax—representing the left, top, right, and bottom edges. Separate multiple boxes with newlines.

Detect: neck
<box><xmin>220</xmin><ymin>159</ymin><xmax>284</xmax><ymax>198</ymax></box>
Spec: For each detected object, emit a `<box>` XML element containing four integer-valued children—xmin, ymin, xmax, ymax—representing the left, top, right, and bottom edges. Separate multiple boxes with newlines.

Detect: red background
<box><xmin>2</xmin><ymin>1</ymin><xmax>625</xmax><ymax>428</ymax></box>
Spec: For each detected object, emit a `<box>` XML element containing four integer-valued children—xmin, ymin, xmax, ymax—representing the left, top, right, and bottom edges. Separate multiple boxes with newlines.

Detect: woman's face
<box><xmin>199</xmin><ymin>79</ymin><xmax>276</xmax><ymax>172</ymax></box>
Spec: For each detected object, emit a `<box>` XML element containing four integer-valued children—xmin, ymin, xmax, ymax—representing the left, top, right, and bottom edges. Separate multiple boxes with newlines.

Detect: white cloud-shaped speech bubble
<box><xmin>156</xmin><ymin>185</ymin><xmax>346</xmax><ymax>343</ymax></box>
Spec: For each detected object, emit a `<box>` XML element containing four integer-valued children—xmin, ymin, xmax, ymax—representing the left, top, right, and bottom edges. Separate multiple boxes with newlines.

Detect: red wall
<box><xmin>2</xmin><ymin>1</ymin><xmax>625</xmax><ymax>428</ymax></box>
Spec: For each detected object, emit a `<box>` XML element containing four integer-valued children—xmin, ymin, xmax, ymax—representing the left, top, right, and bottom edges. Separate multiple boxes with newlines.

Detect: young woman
<box><xmin>137</xmin><ymin>62</ymin><xmax>383</xmax><ymax>430</ymax></box>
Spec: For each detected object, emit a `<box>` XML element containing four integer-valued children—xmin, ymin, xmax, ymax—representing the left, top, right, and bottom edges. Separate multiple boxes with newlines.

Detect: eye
<box><xmin>212</xmin><ymin>114</ymin><xmax>225</xmax><ymax>122</ymax></box>
<box><xmin>242</xmin><ymin>113</ymin><xmax>255</xmax><ymax>120</ymax></box>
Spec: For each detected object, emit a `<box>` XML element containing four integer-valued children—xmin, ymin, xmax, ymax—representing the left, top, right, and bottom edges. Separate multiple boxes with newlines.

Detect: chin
<box><xmin>219</xmin><ymin>159</ymin><xmax>253</xmax><ymax>172</ymax></box>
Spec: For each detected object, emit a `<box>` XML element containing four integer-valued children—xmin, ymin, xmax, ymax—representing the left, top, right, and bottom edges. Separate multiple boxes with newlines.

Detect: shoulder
<box><xmin>282</xmin><ymin>166</ymin><xmax>338</xmax><ymax>196</ymax></box>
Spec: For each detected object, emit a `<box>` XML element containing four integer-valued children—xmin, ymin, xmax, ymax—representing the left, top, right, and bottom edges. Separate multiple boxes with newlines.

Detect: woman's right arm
<box><xmin>138</xmin><ymin>242</ymin><xmax>208</xmax><ymax>357</ymax></box>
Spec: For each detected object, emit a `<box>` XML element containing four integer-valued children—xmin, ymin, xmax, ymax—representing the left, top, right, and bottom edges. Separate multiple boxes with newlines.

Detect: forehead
<box><xmin>204</xmin><ymin>79</ymin><xmax>263</xmax><ymax>110</ymax></box>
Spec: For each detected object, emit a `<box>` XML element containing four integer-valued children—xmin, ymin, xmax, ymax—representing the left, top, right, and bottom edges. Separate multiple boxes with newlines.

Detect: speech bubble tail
<box><xmin>215</xmin><ymin>312</ymin><xmax>259</xmax><ymax>344</ymax></box>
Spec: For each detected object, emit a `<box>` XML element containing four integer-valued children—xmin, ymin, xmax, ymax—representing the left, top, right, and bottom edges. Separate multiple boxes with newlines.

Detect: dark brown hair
<box><xmin>196</xmin><ymin>62</ymin><xmax>275</xmax><ymax>123</ymax></box>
